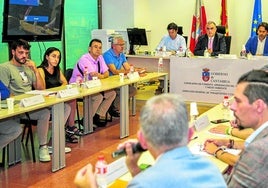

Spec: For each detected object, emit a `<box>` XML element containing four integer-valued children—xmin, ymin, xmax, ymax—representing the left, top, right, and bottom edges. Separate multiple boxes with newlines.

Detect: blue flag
<box><xmin>251</xmin><ymin>0</ymin><xmax>262</xmax><ymax>37</ymax></box>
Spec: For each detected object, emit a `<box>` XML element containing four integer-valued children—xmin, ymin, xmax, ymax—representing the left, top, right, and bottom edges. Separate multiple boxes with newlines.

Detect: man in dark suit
<box><xmin>194</xmin><ymin>21</ymin><xmax>227</xmax><ymax>56</ymax></box>
<box><xmin>227</xmin><ymin>69</ymin><xmax>268</xmax><ymax>187</ymax></box>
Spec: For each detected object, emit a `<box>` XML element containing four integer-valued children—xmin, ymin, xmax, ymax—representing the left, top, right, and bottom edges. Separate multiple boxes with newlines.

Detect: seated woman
<box><xmin>38</xmin><ymin>47</ymin><xmax>81</xmax><ymax>144</ymax></box>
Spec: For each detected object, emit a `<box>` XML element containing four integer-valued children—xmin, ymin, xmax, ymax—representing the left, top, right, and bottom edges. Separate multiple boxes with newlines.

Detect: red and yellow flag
<box><xmin>220</xmin><ymin>0</ymin><xmax>229</xmax><ymax>36</ymax></box>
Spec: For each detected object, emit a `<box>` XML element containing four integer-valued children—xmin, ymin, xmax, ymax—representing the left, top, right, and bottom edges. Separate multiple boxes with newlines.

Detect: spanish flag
<box><xmin>220</xmin><ymin>0</ymin><xmax>229</xmax><ymax>36</ymax></box>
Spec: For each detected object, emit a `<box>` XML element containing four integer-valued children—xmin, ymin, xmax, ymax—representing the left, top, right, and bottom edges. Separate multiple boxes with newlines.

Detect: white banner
<box><xmin>170</xmin><ymin>56</ymin><xmax>268</xmax><ymax>103</ymax></box>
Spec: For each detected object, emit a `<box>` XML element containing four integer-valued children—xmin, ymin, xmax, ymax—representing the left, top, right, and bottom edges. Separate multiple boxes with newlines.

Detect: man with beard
<box><xmin>226</xmin><ymin>69</ymin><xmax>268</xmax><ymax>187</ymax></box>
<box><xmin>0</xmin><ymin>39</ymin><xmax>51</xmax><ymax>162</ymax></box>
<box><xmin>244</xmin><ymin>22</ymin><xmax>268</xmax><ymax>56</ymax></box>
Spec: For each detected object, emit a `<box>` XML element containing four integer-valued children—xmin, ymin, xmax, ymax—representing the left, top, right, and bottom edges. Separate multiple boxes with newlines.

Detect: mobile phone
<box><xmin>210</xmin><ymin>119</ymin><xmax>230</xmax><ymax>124</ymax></box>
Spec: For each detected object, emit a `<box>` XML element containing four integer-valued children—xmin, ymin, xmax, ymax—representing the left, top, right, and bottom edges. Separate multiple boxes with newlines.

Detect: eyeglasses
<box><xmin>114</xmin><ymin>43</ymin><xmax>125</xmax><ymax>46</ymax></box>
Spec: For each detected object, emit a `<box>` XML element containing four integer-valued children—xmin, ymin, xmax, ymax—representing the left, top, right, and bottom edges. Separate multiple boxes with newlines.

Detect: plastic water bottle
<box><xmin>83</xmin><ymin>66</ymin><xmax>89</xmax><ymax>83</ymax></box>
<box><xmin>157</xmin><ymin>57</ymin><xmax>163</xmax><ymax>73</ymax></box>
<box><xmin>95</xmin><ymin>155</ymin><xmax>108</xmax><ymax>188</ymax></box>
<box><xmin>130</xmin><ymin>64</ymin><xmax>134</xmax><ymax>74</ymax></box>
<box><xmin>204</xmin><ymin>48</ymin><xmax>209</xmax><ymax>57</ymax></box>
<box><xmin>222</xmin><ymin>95</ymin><xmax>230</xmax><ymax>119</ymax></box>
<box><xmin>240</xmin><ymin>45</ymin><xmax>247</xmax><ymax>59</ymax></box>
<box><xmin>75</xmin><ymin>74</ymin><xmax>82</xmax><ymax>87</ymax></box>
<box><xmin>177</xmin><ymin>46</ymin><xmax>184</xmax><ymax>57</ymax></box>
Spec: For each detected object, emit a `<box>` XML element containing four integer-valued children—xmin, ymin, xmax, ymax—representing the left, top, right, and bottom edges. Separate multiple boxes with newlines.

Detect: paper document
<box><xmin>189</xmin><ymin>143</ymin><xmax>241</xmax><ymax>157</ymax></box>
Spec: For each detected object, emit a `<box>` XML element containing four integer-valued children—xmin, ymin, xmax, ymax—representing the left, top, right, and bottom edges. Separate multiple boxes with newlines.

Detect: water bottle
<box><xmin>240</xmin><ymin>45</ymin><xmax>247</xmax><ymax>59</ymax></box>
<box><xmin>130</xmin><ymin>64</ymin><xmax>134</xmax><ymax>74</ymax></box>
<box><xmin>75</xmin><ymin>74</ymin><xmax>82</xmax><ymax>87</ymax></box>
<box><xmin>204</xmin><ymin>48</ymin><xmax>210</xmax><ymax>57</ymax></box>
<box><xmin>95</xmin><ymin>155</ymin><xmax>108</xmax><ymax>188</ymax></box>
<box><xmin>157</xmin><ymin>57</ymin><xmax>163</xmax><ymax>73</ymax></box>
<box><xmin>222</xmin><ymin>95</ymin><xmax>230</xmax><ymax>119</ymax></box>
<box><xmin>177</xmin><ymin>46</ymin><xmax>184</xmax><ymax>57</ymax></box>
<box><xmin>83</xmin><ymin>66</ymin><xmax>89</xmax><ymax>83</ymax></box>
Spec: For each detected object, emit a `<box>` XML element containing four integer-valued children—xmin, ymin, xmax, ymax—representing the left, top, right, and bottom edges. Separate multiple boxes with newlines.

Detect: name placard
<box><xmin>21</xmin><ymin>95</ymin><xmax>45</xmax><ymax>107</ymax></box>
<box><xmin>127</xmin><ymin>71</ymin><xmax>140</xmax><ymax>80</ymax></box>
<box><xmin>193</xmin><ymin>115</ymin><xmax>210</xmax><ymax>132</ymax></box>
<box><xmin>106</xmin><ymin>156</ymin><xmax>128</xmax><ymax>185</ymax></box>
<box><xmin>57</xmin><ymin>87</ymin><xmax>79</xmax><ymax>98</ymax></box>
<box><xmin>85</xmin><ymin>79</ymin><xmax>102</xmax><ymax>88</ymax></box>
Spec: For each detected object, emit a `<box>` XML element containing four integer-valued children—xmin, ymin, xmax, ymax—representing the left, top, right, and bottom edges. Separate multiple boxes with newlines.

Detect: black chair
<box><xmin>224</xmin><ymin>36</ymin><xmax>232</xmax><ymax>54</ymax></box>
<box><xmin>216</xmin><ymin>25</ymin><xmax>231</xmax><ymax>54</ymax></box>
<box><xmin>0</xmin><ymin>146</ymin><xmax>7</xmax><ymax>167</ymax></box>
<box><xmin>20</xmin><ymin>112</ymin><xmax>38</xmax><ymax>162</ymax></box>
<box><xmin>65</xmin><ymin>68</ymin><xmax>84</xmax><ymax>130</ymax></box>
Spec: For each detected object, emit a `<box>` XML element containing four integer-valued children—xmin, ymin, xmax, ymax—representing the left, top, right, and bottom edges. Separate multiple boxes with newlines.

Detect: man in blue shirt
<box><xmin>74</xmin><ymin>94</ymin><xmax>227</xmax><ymax>188</ymax></box>
<box><xmin>156</xmin><ymin>22</ymin><xmax>186</xmax><ymax>54</ymax></box>
<box><xmin>103</xmin><ymin>35</ymin><xmax>136</xmax><ymax>111</ymax></box>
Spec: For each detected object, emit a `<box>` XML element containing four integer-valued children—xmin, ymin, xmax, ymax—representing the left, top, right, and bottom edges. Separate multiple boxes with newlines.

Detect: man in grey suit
<box><xmin>227</xmin><ymin>69</ymin><xmax>268</xmax><ymax>187</ymax></box>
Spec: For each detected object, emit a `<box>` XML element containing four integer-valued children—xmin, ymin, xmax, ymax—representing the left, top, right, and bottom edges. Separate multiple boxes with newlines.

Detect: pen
<box><xmin>190</xmin><ymin>136</ymin><xmax>198</xmax><ymax>141</ymax></box>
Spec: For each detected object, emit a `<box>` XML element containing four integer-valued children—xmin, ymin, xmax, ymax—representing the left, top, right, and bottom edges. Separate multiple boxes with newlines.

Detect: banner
<box><xmin>251</xmin><ymin>0</ymin><xmax>262</xmax><ymax>37</ymax></box>
<box><xmin>220</xmin><ymin>0</ymin><xmax>229</xmax><ymax>36</ymax></box>
<box><xmin>189</xmin><ymin>0</ymin><xmax>207</xmax><ymax>52</ymax></box>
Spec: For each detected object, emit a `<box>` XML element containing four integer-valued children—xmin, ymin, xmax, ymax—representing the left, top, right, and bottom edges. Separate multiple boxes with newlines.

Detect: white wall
<box><xmin>102</xmin><ymin>0</ymin><xmax>268</xmax><ymax>55</ymax></box>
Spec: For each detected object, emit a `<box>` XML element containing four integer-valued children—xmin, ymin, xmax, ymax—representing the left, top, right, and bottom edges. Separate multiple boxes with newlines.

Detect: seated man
<box><xmin>74</xmin><ymin>94</ymin><xmax>227</xmax><ymax>188</ymax></box>
<box><xmin>156</xmin><ymin>22</ymin><xmax>186</xmax><ymax>54</ymax></box>
<box><xmin>0</xmin><ymin>80</ymin><xmax>22</xmax><ymax>150</ymax></box>
<box><xmin>244</xmin><ymin>22</ymin><xmax>268</xmax><ymax>56</ymax></box>
<box><xmin>103</xmin><ymin>35</ymin><xmax>137</xmax><ymax>112</ymax></box>
<box><xmin>69</xmin><ymin>39</ymin><xmax>116</xmax><ymax>127</ymax></box>
<box><xmin>194</xmin><ymin>21</ymin><xmax>226</xmax><ymax>56</ymax></box>
<box><xmin>0</xmin><ymin>39</ymin><xmax>51</xmax><ymax>162</ymax></box>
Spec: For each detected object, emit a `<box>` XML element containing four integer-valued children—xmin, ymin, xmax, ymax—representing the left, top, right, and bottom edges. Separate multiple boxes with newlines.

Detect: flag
<box><xmin>220</xmin><ymin>0</ymin><xmax>229</xmax><ymax>36</ymax></box>
<box><xmin>251</xmin><ymin>0</ymin><xmax>262</xmax><ymax>37</ymax></box>
<box><xmin>189</xmin><ymin>0</ymin><xmax>207</xmax><ymax>52</ymax></box>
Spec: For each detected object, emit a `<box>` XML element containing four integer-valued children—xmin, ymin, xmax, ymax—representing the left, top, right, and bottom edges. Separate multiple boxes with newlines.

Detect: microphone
<box><xmin>112</xmin><ymin>142</ymin><xmax>147</xmax><ymax>158</ymax></box>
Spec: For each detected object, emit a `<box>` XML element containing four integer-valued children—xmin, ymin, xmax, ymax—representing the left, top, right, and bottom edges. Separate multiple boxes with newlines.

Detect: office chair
<box><xmin>216</xmin><ymin>25</ymin><xmax>231</xmax><ymax>54</ymax></box>
<box><xmin>20</xmin><ymin>112</ymin><xmax>38</xmax><ymax>162</ymax></box>
<box><xmin>65</xmin><ymin>68</ymin><xmax>84</xmax><ymax>130</ymax></box>
<box><xmin>177</xmin><ymin>26</ymin><xmax>188</xmax><ymax>46</ymax></box>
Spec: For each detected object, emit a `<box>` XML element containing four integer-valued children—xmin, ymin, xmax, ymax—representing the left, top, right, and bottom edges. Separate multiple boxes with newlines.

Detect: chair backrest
<box><xmin>225</xmin><ymin>36</ymin><xmax>232</xmax><ymax>54</ymax></box>
<box><xmin>216</xmin><ymin>25</ymin><xmax>226</xmax><ymax>35</ymax></box>
<box><xmin>65</xmin><ymin>68</ymin><xmax>73</xmax><ymax>82</ymax></box>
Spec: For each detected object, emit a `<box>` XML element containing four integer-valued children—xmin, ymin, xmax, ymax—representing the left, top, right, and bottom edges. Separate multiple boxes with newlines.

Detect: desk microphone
<box><xmin>112</xmin><ymin>142</ymin><xmax>147</xmax><ymax>158</ymax></box>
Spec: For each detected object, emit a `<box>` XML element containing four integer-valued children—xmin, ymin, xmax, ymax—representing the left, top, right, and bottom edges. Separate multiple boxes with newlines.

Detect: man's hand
<box><xmin>117</xmin><ymin>139</ymin><xmax>142</xmax><ymax>177</ymax></box>
<box><xmin>74</xmin><ymin>164</ymin><xmax>98</xmax><ymax>188</ymax></box>
<box><xmin>24</xmin><ymin>59</ymin><xmax>38</xmax><ymax>73</ymax></box>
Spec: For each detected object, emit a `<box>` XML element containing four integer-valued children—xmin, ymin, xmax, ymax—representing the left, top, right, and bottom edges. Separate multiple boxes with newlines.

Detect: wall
<box><xmin>102</xmin><ymin>0</ymin><xmax>268</xmax><ymax>55</ymax></box>
<box><xmin>0</xmin><ymin>1</ymin><xmax>98</xmax><ymax>70</ymax></box>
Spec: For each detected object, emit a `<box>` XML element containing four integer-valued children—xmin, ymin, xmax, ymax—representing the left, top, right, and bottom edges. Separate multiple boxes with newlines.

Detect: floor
<box><xmin>0</xmin><ymin>83</ymin><xmax>213</xmax><ymax>188</ymax></box>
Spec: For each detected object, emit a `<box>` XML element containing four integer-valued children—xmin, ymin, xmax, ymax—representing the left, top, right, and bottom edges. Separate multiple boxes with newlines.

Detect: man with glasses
<box><xmin>194</xmin><ymin>21</ymin><xmax>226</xmax><ymax>56</ymax></box>
<box><xmin>103</xmin><ymin>35</ymin><xmax>137</xmax><ymax>113</ymax></box>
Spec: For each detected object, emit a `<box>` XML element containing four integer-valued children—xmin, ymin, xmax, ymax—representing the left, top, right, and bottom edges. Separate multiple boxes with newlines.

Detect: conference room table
<box><xmin>0</xmin><ymin>72</ymin><xmax>168</xmax><ymax>172</ymax></box>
